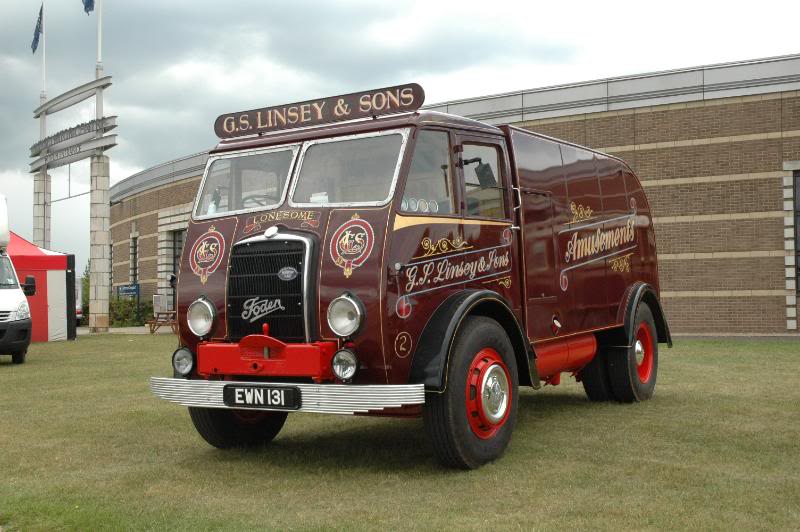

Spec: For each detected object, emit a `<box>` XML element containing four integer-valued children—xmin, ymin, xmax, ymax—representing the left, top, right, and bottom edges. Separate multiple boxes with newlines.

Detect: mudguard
<box><xmin>620</xmin><ymin>282</ymin><xmax>673</xmax><ymax>348</ymax></box>
<box><xmin>408</xmin><ymin>289</ymin><xmax>539</xmax><ymax>393</ymax></box>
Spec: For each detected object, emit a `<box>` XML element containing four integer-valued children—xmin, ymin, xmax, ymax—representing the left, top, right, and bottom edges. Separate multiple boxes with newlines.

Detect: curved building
<box><xmin>110</xmin><ymin>54</ymin><xmax>800</xmax><ymax>334</ymax></box>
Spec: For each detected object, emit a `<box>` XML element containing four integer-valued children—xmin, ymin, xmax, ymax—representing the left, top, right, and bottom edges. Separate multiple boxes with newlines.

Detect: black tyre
<box><xmin>424</xmin><ymin>316</ymin><xmax>519</xmax><ymax>469</ymax></box>
<box><xmin>188</xmin><ymin>407</ymin><xmax>287</xmax><ymax>449</ymax></box>
<box><xmin>11</xmin><ymin>350</ymin><xmax>26</xmax><ymax>364</ymax></box>
<box><xmin>579</xmin><ymin>348</ymin><xmax>615</xmax><ymax>401</ymax></box>
<box><xmin>606</xmin><ymin>303</ymin><xmax>658</xmax><ymax>402</ymax></box>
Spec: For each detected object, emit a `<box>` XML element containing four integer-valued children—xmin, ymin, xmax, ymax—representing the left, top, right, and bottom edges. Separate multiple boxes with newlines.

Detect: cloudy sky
<box><xmin>1</xmin><ymin>0</ymin><xmax>798</xmax><ymax>271</ymax></box>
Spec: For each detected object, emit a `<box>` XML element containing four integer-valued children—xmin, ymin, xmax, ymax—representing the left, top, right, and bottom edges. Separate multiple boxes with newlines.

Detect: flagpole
<box><xmin>40</xmin><ymin>0</ymin><xmax>46</xmax><ymax>139</ymax></box>
<box><xmin>95</xmin><ymin>0</ymin><xmax>103</xmax><ymax>121</ymax></box>
<box><xmin>96</xmin><ymin>0</ymin><xmax>102</xmax><ymax>79</ymax></box>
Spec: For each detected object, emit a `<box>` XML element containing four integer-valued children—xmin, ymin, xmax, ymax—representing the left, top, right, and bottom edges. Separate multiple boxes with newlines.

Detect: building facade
<box><xmin>110</xmin><ymin>55</ymin><xmax>800</xmax><ymax>334</ymax></box>
<box><xmin>110</xmin><ymin>153</ymin><xmax>207</xmax><ymax>308</ymax></box>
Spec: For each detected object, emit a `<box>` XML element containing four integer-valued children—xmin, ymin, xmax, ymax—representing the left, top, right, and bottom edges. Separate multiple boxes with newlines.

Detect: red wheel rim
<box><xmin>635</xmin><ymin>322</ymin><xmax>654</xmax><ymax>383</ymax></box>
<box><xmin>465</xmin><ymin>348</ymin><xmax>512</xmax><ymax>439</ymax></box>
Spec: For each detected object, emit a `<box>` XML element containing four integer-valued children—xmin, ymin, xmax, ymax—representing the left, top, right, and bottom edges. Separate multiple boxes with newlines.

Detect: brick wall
<box><xmin>519</xmin><ymin>92</ymin><xmax>799</xmax><ymax>334</ymax></box>
<box><xmin>110</xmin><ymin>177</ymin><xmax>201</xmax><ymax>305</ymax></box>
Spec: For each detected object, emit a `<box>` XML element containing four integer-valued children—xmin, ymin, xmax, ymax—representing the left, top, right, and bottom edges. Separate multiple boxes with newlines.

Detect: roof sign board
<box><xmin>214</xmin><ymin>83</ymin><xmax>425</xmax><ymax>139</ymax></box>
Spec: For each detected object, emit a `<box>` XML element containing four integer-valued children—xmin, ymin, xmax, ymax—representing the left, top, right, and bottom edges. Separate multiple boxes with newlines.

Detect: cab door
<box><xmin>452</xmin><ymin>133</ymin><xmax>520</xmax><ymax>312</ymax></box>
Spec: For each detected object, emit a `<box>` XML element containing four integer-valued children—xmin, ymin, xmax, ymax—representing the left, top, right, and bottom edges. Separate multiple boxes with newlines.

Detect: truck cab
<box><xmin>151</xmin><ymin>84</ymin><xmax>671</xmax><ymax>469</ymax></box>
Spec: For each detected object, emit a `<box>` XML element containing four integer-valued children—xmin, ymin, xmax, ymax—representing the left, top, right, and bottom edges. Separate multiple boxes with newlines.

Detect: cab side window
<box><xmin>401</xmin><ymin>130</ymin><xmax>454</xmax><ymax>214</ymax></box>
<box><xmin>462</xmin><ymin>144</ymin><xmax>506</xmax><ymax>219</ymax></box>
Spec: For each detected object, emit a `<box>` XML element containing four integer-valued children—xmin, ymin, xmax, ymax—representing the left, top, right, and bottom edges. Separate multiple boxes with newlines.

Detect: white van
<box><xmin>0</xmin><ymin>195</ymin><xmax>35</xmax><ymax>364</ymax></box>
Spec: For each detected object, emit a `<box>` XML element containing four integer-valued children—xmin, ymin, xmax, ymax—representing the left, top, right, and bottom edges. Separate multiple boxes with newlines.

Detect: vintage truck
<box><xmin>151</xmin><ymin>83</ymin><xmax>671</xmax><ymax>469</ymax></box>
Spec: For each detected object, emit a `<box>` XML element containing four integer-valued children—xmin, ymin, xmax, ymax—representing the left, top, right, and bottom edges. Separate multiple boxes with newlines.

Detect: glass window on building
<box><xmin>172</xmin><ymin>230</ymin><xmax>186</xmax><ymax>275</ymax></box>
<box><xmin>109</xmin><ymin>243</ymin><xmax>114</xmax><ymax>293</ymax></box>
<box><xmin>129</xmin><ymin>237</ymin><xmax>138</xmax><ymax>283</ymax></box>
<box><xmin>795</xmin><ymin>171</ymin><xmax>799</xmax><ymax>294</ymax></box>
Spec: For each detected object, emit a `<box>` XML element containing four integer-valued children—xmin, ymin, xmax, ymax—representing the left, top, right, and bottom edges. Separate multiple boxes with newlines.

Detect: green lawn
<box><xmin>1</xmin><ymin>335</ymin><xmax>798</xmax><ymax>531</ymax></box>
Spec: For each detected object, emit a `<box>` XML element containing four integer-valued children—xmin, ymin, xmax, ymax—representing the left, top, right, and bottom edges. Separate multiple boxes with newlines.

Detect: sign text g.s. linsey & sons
<box><xmin>214</xmin><ymin>83</ymin><xmax>424</xmax><ymax>139</ymax></box>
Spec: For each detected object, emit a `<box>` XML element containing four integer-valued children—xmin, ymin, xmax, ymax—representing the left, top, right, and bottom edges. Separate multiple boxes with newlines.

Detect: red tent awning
<box><xmin>6</xmin><ymin>231</ymin><xmax>67</xmax><ymax>270</ymax></box>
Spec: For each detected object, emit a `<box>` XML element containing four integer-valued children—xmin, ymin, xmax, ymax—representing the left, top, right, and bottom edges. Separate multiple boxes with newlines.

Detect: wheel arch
<box><xmin>408</xmin><ymin>289</ymin><xmax>539</xmax><ymax>393</ymax></box>
<box><xmin>611</xmin><ymin>282</ymin><xmax>672</xmax><ymax>348</ymax></box>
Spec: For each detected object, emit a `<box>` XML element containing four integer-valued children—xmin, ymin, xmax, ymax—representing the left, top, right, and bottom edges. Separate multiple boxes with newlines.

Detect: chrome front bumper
<box><xmin>150</xmin><ymin>377</ymin><xmax>425</xmax><ymax>415</ymax></box>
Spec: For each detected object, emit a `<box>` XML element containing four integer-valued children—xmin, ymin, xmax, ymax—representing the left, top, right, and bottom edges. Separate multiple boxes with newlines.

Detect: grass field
<box><xmin>1</xmin><ymin>335</ymin><xmax>798</xmax><ymax>530</ymax></box>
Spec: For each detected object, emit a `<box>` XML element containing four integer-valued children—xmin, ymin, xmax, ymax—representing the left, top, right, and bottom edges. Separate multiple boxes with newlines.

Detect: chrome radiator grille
<box><xmin>226</xmin><ymin>238</ymin><xmax>306</xmax><ymax>343</ymax></box>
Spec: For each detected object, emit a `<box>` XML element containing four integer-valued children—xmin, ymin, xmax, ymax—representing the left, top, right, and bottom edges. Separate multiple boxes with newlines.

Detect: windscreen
<box><xmin>291</xmin><ymin>132</ymin><xmax>404</xmax><ymax>205</ymax></box>
<box><xmin>0</xmin><ymin>256</ymin><xmax>19</xmax><ymax>289</ymax></box>
<box><xmin>195</xmin><ymin>148</ymin><xmax>296</xmax><ymax>217</ymax></box>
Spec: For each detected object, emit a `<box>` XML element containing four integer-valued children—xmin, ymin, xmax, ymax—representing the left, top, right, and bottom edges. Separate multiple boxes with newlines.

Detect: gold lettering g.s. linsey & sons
<box><xmin>404</xmin><ymin>246</ymin><xmax>511</xmax><ymax>294</ymax></box>
<box><xmin>215</xmin><ymin>83</ymin><xmax>424</xmax><ymax>139</ymax></box>
<box><xmin>564</xmin><ymin>218</ymin><xmax>635</xmax><ymax>263</ymax></box>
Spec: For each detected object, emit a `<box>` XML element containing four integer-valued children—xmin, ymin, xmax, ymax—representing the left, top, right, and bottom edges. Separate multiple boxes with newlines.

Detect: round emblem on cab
<box><xmin>278</xmin><ymin>266</ymin><xmax>298</xmax><ymax>282</ymax></box>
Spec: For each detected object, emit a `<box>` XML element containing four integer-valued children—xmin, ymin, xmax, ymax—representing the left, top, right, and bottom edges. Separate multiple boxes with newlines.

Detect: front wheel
<box><xmin>11</xmin><ymin>350</ymin><xmax>26</xmax><ymax>364</ymax></box>
<box><xmin>188</xmin><ymin>407</ymin><xmax>287</xmax><ymax>449</ymax></box>
<box><xmin>424</xmin><ymin>316</ymin><xmax>519</xmax><ymax>469</ymax></box>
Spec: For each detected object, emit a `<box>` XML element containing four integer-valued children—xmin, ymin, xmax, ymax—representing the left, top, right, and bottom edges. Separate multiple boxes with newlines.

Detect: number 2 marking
<box><xmin>394</xmin><ymin>332</ymin><xmax>413</xmax><ymax>359</ymax></box>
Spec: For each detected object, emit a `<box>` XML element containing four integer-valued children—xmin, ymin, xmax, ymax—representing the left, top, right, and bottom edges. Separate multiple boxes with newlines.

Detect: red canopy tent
<box><xmin>6</xmin><ymin>232</ymin><xmax>76</xmax><ymax>342</ymax></box>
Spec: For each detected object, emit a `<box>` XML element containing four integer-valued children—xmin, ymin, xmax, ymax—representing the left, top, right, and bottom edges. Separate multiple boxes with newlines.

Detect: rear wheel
<box><xmin>424</xmin><ymin>316</ymin><xmax>519</xmax><ymax>469</ymax></box>
<box><xmin>579</xmin><ymin>348</ymin><xmax>615</xmax><ymax>401</ymax></box>
<box><xmin>188</xmin><ymin>407</ymin><xmax>287</xmax><ymax>449</ymax></box>
<box><xmin>606</xmin><ymin>303</ymin><xmax>658</xmax><ymax>402</ymax></box>
<box><xmin>11</xmin><ymin>350</ymin><xmax>26</xmax><ymax>364</ymax></box>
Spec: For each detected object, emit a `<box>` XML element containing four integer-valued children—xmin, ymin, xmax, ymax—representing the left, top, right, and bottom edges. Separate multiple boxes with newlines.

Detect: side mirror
<box><xmin>23</xmin><ymin>275</ymin><xmax>36</xmax><ymax>296</ymax></box>
<box><xmin>168</xmin><ymin>273</ymin><xmax>177</xmax><ymax>289</ymax></box>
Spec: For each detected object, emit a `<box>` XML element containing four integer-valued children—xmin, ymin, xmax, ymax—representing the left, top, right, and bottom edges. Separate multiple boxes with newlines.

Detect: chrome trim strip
<box><xmin>233</xmin><ymin>231</ymin><xmax>314</xmax><ymax>342</ymax></box>
<box><xmin>150</xmin><ymin>377</ymin><xmax>425</xmax><ymax>415</ymax></box>
<box><xmin>287</xmin><ymin>128</ymin><xmax>410</xmax><ymax>208</ymax></box>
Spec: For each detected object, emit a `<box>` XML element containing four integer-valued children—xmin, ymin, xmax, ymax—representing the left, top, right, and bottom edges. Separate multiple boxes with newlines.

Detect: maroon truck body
<box><xmin>151</xmin><ymin>84</ymin><xmax>671</xmax><ymax>468</ymax></box>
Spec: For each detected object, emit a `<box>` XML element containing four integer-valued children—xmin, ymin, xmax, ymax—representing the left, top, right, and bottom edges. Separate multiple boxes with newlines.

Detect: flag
<box><xmin>31</xmin><ymin>4</ymin><xmax>43</xmax><ymax>54</ymax></box>
<box><xmin>82</xmin><ymin>0</ymin><xmax>94</xmax><ymax>15</ymax></box>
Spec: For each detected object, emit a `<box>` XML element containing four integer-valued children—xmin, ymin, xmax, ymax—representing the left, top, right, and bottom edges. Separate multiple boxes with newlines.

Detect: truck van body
<box><xmin>151</xmin><ymin>85</ymin><xmax>671</xmax><ymax>468</ymax></box>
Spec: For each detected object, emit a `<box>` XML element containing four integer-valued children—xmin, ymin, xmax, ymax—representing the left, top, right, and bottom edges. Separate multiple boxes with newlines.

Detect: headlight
<box><xmin>327</xmin><ymin>293</ymin><xmax>363</xmax><ymax>338</ymax></box>
<box><xmin>172</xmin><ymin>347</ymin><xmax>194</xmax><ymax>377</ymax></box>
<box><xmin>16</xmin><ymin>301</ymin><xmax>30</xmax><ymax>321</ymax></box>
<box><xmin>187</xmin><ymin>297</ymin><xmax>216</xmax><ymax>338</ymax></box>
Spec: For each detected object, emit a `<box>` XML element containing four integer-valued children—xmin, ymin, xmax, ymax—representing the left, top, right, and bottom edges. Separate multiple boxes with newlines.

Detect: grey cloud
<box><xmin>0</xmin><ymin>0</ymin><xmax>573</xmax><ymax>269</ymax></box>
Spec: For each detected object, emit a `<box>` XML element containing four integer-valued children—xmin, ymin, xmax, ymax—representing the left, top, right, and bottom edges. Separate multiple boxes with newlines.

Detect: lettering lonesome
<box><xmin>214</xmin><ymin>83</ymin><xmax>424</xmax><ymax>139</ymax></box>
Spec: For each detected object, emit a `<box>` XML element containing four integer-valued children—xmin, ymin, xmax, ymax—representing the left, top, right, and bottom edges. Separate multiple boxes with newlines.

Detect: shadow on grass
<box><xmin>178</xmin><ymin>388</ymin><xmax>598</xmax><ymax>475</ymax></box>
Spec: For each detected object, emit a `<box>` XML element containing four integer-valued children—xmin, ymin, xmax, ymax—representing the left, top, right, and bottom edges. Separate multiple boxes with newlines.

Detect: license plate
<box><xmin>223</xmin><ymin>385</ymin><xmax>301</xmax><ymax>410</ymax></box>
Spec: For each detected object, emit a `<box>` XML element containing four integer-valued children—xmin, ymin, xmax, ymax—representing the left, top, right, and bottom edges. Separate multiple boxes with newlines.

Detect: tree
<box><xmin>81</xmin><ymin>262</ymin><xmax>89</xmax><ymax>315</ymax></box>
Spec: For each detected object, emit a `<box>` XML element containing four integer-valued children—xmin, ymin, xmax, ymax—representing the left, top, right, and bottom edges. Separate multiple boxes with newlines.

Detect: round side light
<box><xmin>172</xmin><ymin>347</ymin><xmax>195</xmax><ymax>377</ymax></box>
<box><xmin>332</xmin><ymin>349</ymin><xmax>358</xmax><ymax>381</ymax></box>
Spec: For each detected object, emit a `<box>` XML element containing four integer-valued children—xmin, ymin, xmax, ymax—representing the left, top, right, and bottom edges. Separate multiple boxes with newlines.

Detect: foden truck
<box><xmin>151</xmin><ymin>83</ymin><xmax>672</xmax><ymax>469</ymax></box>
